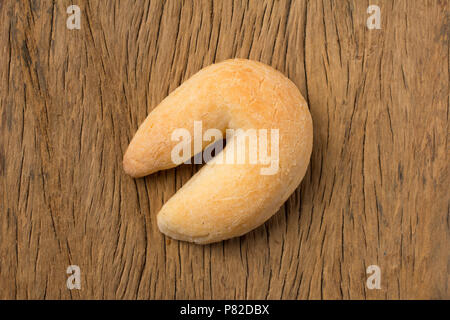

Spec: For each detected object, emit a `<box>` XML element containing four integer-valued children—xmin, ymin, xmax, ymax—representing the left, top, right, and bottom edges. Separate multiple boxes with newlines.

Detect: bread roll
<box><xmin>123</xmin><ymin>59</ymin><xmax>313</xmax><ymax>244</ymax></box>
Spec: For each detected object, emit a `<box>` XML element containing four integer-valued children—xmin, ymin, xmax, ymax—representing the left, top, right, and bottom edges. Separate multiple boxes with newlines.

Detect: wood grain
<box><xmin>0</xmin><ymin>0</ymin><xmax>448</xmax><ymax>299</ymax></box>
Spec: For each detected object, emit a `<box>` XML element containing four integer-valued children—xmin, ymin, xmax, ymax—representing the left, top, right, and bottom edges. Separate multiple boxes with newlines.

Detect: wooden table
<box><xmin>1</xmin><ymin>0</ymin><xmax>448</xmax><ymax>299</ymax></box>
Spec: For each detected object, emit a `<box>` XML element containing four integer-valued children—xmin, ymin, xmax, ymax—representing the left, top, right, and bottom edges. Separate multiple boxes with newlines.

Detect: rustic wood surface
<box><xmin>0</xmin><ymin>0</ymin><xmax>448</xmax><ymax>299</ymax></box>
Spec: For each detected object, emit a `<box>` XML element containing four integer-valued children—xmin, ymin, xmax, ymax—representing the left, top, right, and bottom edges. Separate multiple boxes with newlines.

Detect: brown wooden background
<box><xmin>0</xmin><ymin>0</ymin><xmax>448</xmax><ymax>299</ymax></box>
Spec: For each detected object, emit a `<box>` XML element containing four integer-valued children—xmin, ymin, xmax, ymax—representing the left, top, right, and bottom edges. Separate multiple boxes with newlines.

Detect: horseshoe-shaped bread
<box><xmin>123</xmin><ymin>59</ymin><xmax>313</xmax><ymax>244</ymax></box>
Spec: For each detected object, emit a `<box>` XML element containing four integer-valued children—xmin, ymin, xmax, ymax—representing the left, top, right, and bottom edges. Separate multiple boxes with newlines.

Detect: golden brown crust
<box><xmin>123</xmin><ymin>59</ymin><xmax>313</xmax><ymax>244</ymax></box>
